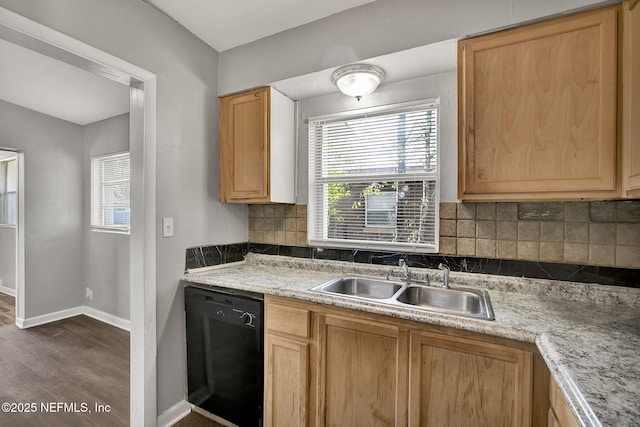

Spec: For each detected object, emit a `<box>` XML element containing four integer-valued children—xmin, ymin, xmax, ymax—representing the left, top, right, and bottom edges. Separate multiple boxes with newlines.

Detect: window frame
<box><xmin>90</xmin><ymin>151</ymin><xmax>131</xmax><ymax>234</ymax></box>
<box><xmin>0</xmin><ymin>157</ymin><xmax>17</xmax><ymax>228</ymax></box>
<box><xmin>307</xmin><ymin>99</ymin><xmax>440</xmax><ymax>253</ymax></box>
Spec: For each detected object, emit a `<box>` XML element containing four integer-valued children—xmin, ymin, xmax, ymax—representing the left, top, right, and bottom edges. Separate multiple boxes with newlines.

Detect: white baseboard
<box><xmin>82</xmin><ymin>306</ymin><xmax>130</xmax><ymax>331</ymax></box>
<box><xmin>18</xmin><ymin>306</ymin><xmax>84</xmax><ymax>329</ymax></box>
<box><xmin>0</xmin><ymin>283</ymin><xmax>16</xmax><ymax>297</ymax></box>
<box><xmin>15</xmin><ymin>317</ymin><xmax>24</xmax><ymax>328</ymax></box>
<box><xmin>157</xmin><ymin>399</ymin><xmax>191</xmax><ymax>427</ymax></box>
<box><xmin>17</xmin><ymin>305</ymin><xmax>130</xmax><ymax>331</ymax></box>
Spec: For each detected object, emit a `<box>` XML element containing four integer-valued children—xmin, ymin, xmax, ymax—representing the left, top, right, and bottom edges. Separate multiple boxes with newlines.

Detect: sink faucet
<box><xmin>399</xmin><ymin>259</ymin><xmax>411</xmax><ymax>281</ymax></box>
<box><xmin>438</xmin><ymin>263</ymin><xmax>450</xmax><ymax>289</ymax></box>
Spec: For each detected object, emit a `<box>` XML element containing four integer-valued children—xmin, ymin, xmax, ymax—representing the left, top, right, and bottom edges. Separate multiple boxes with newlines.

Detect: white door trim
<box><xmin>0</xmin><ymin>6</ymin><xmax>158</xmax><ymax>425</ymax></box>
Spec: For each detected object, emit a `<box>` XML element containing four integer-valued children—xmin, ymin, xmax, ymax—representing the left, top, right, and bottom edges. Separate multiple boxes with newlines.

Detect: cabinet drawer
<box><xmin>266</xmin><ymin>302</ymin><xmax>310</xmax><ymax>338</ymax></box>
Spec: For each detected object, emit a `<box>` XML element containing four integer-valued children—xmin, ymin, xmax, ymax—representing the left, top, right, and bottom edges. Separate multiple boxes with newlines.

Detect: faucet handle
<box><xmin>438</xmin><ymin>263</ymin><xmax>450</xmax><ymax>289</ymax></box>
<box><xmin>398</xmin><ymin>258</ymin><xmax>411</xmax><ymax>281</ymax></box>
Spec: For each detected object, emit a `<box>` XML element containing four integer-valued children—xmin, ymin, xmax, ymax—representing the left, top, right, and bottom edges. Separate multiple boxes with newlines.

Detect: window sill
<box><xmin>91</xmin><ymin>226</ymin><xmax>130</xmax><ymax>235</ymax></box>
<box><xmin>309</xmin><ymin>238</ymin><xmax>438</xmax><ymax>254</ymax></box>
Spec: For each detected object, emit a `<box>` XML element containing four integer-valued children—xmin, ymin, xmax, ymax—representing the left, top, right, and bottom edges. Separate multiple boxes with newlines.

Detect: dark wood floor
<box><xmin>0</xmin><ymin>292</ymin><xmax>15</xmax><ymax>327</ymax></box>
<box><xmin>0</xmin><ymin>294</ymin><xmax>224</xmax><ymax>426</ymax></box>
<box><xmin>172</xmin><ymin>411</ymin><xmax>226</xmax><ymax>427</ymax></box>
<box><xmin>0</xmin><ymin>310</ymin><xmax>129</xmax><ymax>426</ymax></box>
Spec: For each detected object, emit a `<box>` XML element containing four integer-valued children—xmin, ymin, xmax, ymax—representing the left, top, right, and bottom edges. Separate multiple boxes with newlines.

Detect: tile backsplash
<box><xmin>249</xmin><ymin>201</ymin><xmax>640</xmax><ymax>269</ymax></box>
<box><xmin>439</xmin><ymin>201</ymin><xmax>640</xmax><ymax>269</ymax></box>
<box><xmin>248</xmin><ymin>204</ymin><xmax>307</xmax><ymax>246</ymax></box>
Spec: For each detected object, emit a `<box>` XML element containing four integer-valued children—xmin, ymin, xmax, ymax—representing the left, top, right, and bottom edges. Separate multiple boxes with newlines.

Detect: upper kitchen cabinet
<box><xmin>458</xmin><ymin>7</ymin><xmax>619</xmax><ymax>201</ymax></box>
<box><xmin>219</xmin><ymin>87</ymin><xmax>295</xmax><ymax>204</ymax></box>
<box><xmin>623</xmin><ymin>0</ymin><xmax>640</xmax><ymax>198</ymax></box>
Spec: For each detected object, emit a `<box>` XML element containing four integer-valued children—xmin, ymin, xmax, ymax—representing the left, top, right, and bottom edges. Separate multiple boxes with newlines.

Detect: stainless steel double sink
<box><xmin>311</xmin><ymin>275</ymin><xmax>495</xmax><ymax>320</ymax></box>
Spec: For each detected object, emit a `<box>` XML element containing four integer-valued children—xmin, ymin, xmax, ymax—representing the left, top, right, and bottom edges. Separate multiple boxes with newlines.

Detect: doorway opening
<box><xmin>0</xmin><ymin>6</ymin><xmax>157</xmax><ymax>425</ymax></box>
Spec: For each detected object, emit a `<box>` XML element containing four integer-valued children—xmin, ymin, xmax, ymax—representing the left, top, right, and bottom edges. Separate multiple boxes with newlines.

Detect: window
<box><xmin>365</xmin><ymin>191</ymin><xmax>396</xmax><ymax>228</ymax></box>
<box><xmin>308</xmin><ymin>100</ymin><xmax>439</xmax><ymax>252</ymax></box>
<box><xmin>91</xmin><ymin>152</ymin><xmax>130</xmax><ymax>233</ymax></box>
<box><xmin>0</xmin><ymin>158</ymin><xmax>17</xmax><ymax>226</ymax></box>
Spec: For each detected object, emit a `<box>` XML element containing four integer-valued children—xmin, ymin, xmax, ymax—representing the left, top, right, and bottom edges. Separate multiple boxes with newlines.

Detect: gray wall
<box><xmin>0</xmin><ymin>99</ymin><xmax>83</xmax><ymax>316</ymax></box>
<box><xmin>297</xmin><ymin>71</ymin><xmax>458</xmax><ymax>203</ymax></box>
<box><xmin>0</xmin><ymin>0</ymin><xmax>246</xmax><ymax>415</ymax></box>
<box><xmin>0</xmin><ymin>107</ymin><xmax>132</xmax><ymax>319</ymax></box>
<box><xmin>81</xmin><ymin>113</ymin><xmax>130</xmax><ymax>320</ymax></box>
<box><xmin>0</xmin><ymin>226</ymin><xmax>15</xmax><ymax>293</ymax></box>
<box><xmin>219</xmin><ymin>0</ymin><xmax>614</xmax><ymax>94</ymax></box>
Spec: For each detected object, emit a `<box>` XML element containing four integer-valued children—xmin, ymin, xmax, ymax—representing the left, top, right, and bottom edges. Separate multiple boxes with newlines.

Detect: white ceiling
<box><xmin>0</xmin><ymin>0</ymin><xmax>449</xmax><ymax>124</ymax></box>
<box><xmin>146</xmin><ymin>0</ymin><xmax>456</xmax><ymax>100</ymax></box>
<box><xmin>0</xmin><ymin>38</ymin><xmax>130</xmax><ymax>126</ymax></box>
<box><xmin>147</xmin><ymin>0</ymin><xmax>375</xmax><ymax>52</ymax></box>
<box><xmin>271</xmin><ymin>38</ymin><xmax>458</xmax><ymax>100</ymax></box>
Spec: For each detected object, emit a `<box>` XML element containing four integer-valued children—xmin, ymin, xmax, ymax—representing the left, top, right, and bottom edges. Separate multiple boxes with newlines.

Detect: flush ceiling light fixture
<box><xmin>331</xmin><ymin>63</ymin><xmax>386</xmax><ymax>101</ymax></box>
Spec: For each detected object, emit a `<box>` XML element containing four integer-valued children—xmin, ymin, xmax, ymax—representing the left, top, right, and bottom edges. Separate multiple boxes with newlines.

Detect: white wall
<box><xmin>0</xmin><ymin>0</ymin><xmax>246</xmax><ymax>415</ymax></box>
<box><xmin>298</xmin><ymin>71</ymin><xmax>458</xmax><ymax>202</ymax></box>
<box><xmin>82</xmin><ymin>113</ymin><xmax>130</xmax><ymax>320</ymax></box>
<box><xmin>0</xmin><ymin>99</ymin><xmax>83</xmax><ymax>317</ymax></box>
<box><xmin>218</xmin><ymin>0</ymin><xmax>615</xmax><ymax>94</ymax></box>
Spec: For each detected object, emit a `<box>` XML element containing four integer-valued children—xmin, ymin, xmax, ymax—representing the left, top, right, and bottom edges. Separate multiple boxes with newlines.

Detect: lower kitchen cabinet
<box><xmin>264</xmin><ymin>296</ymin><xmax>549</xmax><ymax>427</ymax></box>
<box><xmin>265</xmin><ymin>334</ymin><xmax>309</xmax><ymax>427</ymax></box>
<box><xmin>264</xmin><ymin>299</ymin><xmax>311</xmax><ymax>427</ymax></box>
<box><xmin>315</xmin><ymin>314</ymin><xmax>408</xmax><ymax>426</ymax></box>
<box><xmin>549</xmin><ymin>377</ymin><xmax>580</xmax><ymax>427</ymax></box>
<box><xmin>408</xmin><ymin>330</ymin><xmax>533</xmax><ymax>426</ymax></box>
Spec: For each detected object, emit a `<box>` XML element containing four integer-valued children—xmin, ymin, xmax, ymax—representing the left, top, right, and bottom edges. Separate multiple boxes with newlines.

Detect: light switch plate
<box><xmin>162</xmin><ymin>217</ymin><xmax>174</xmax><ymax>237</ymax></box>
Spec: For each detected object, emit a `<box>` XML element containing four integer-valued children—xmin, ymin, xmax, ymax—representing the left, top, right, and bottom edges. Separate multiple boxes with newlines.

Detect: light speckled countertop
<box><xmin>182</xmin><ymin>253</ymin><xmax>640</xmax><ymax>427</ymax></box>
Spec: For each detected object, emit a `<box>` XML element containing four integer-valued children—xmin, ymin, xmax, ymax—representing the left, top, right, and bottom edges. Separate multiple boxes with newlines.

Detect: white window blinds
<box><xmin>308</xmin><ymin>100</ymin><xmax>439</xmax><ymax>252</ymax></box>
<box><xmin>91</xmin><ymin>152</ymin><xmax>130</xmax><ymax>233</ymax></box>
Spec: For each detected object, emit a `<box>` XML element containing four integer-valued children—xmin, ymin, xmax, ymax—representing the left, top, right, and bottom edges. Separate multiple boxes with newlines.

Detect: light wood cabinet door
<box><xmin>408</xmin><ymin>330</ymin><xmax>533</xmax><ymax>427</ymax></box>
<box><xmin>458</xmin><ymin>7</ymin><xmax>620</xmax><ymax>201</ymax></box>
<box><xmin>549</xmin><ymin>377</ymin><xmax>580</xmax><ymax>427</ymax></box>
<box><xmin>315</xmin><ymin>314</ymin><xmax>409</xmax><ymax>427</ymax></box>
<box><xmin>548</xmin><ymin>408</ymin><xmax>562</xmax><ymax>427</ymax></box>
<box><xmin>220</xmin><ymin>87</ymin><xmax>270</xmax><ymax>203</ymax></box>
<box><xmin>264</xmin><ymin>334</ymin><xmax>309</xmax><ymax>427</ymax></box>
<box><xmin>623</xmin><ymin>0</ymin><xmax>640</xmax><ymax>197</ymax></box>
<box><xmin>264</xmin><ymin>297</ymin><xmax>310</xmax><ymax>427</ymax></box>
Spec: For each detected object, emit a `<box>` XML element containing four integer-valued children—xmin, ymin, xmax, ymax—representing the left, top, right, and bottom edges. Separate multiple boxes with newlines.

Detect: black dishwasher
<box><xmin>184</xmin><ymin>285</ymin><xmax>264</xmax><ymax>427</ymax></box>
